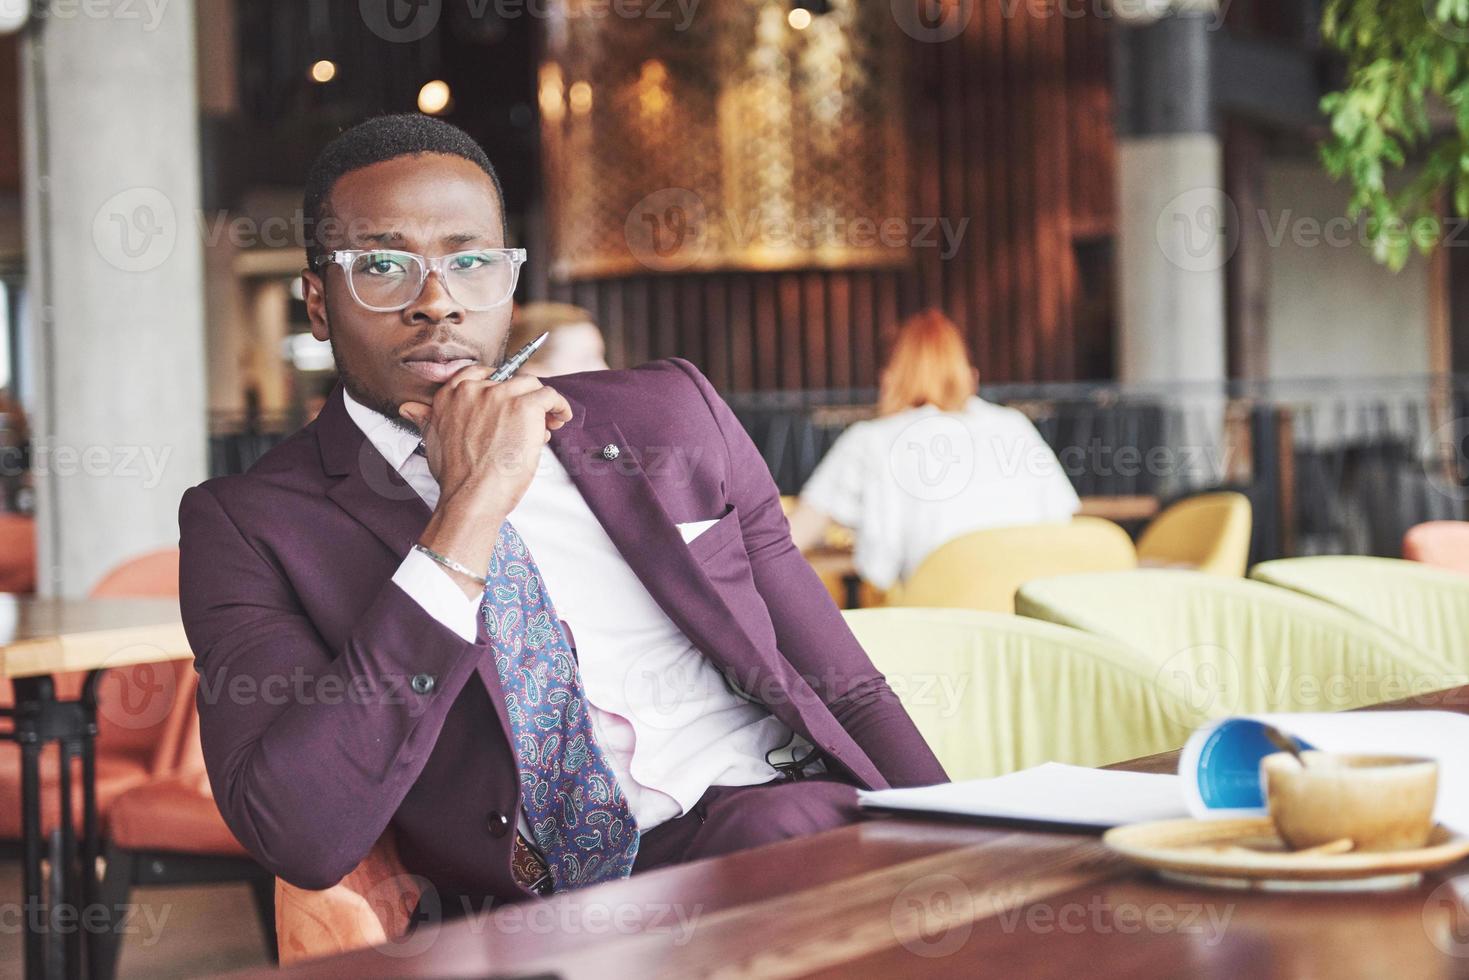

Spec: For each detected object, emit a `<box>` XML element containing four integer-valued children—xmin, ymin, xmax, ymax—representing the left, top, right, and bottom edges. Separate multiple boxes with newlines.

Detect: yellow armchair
<box><xmin>1137</xmin><ymin>491</ymin><xmax>1252</xmax><ymax>576</ymax></box>
<box><xmin>1251</xmin><ymin>556</ymin><xmax>1469</xmax><ymax>672</ymax></box>
<box><xmin>843</xmin><ymin>608</ymin><xmax>1204</xmax><ymax>780</ymax></box>
<box><xmin>885</xmin><ymin>517</ymin><xmax>1137</xmax><ymax>614</ymax></box>
<box><xmin>1015</xmin><ymin>570</ymin><xmax>1461</xmax><ymax>717</ymax></box>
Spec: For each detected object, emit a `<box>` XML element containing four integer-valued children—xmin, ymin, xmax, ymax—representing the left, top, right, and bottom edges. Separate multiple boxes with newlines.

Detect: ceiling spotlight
<box><xmin>568</xmin><ymin>80</ymin><xmax>593</xmax><ymax>115</ymax></box>
<box><xmin>310</xmin><ymin>60</ymin><xmax>337</xmax><ymax>83</ymax></box>
<box><xmin>787</xmin><ymin>7</ymin><xmax>811</xmax><ymax>29</ymax></box>
<box><xmin>418</xmin><ymin>79</ymin><xmax>452</xmax><ymax>115</ymax></box>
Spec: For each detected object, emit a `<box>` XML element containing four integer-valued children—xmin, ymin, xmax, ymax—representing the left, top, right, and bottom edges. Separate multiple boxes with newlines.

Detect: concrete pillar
<box><xmin>20</xmin><ymin>3</ymin><xmax>208</xmax><ymax>596</ymax></box>
<box><xmin>1113</xmin><ymin>6</ymin><xmax>1228</xmax><ymax>386</ymax></box>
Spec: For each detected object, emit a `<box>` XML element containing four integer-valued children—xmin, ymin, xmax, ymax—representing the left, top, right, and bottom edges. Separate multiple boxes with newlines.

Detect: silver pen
<box><xmin>489</xmin><ymin>331</ymin><xmax>550</xmax><ymax>382</ymax></box>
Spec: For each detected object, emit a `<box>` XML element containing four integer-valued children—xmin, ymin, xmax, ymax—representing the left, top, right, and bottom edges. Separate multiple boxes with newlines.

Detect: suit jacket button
<box><xmin>410</xmin><ymin>673</ymin><xmax>435</xmax><ymax>695</ymax></box>
<box><xmin>486</xmin><ymin>811</ymin><xmax>511</xmax><ymax>838</ymax></box>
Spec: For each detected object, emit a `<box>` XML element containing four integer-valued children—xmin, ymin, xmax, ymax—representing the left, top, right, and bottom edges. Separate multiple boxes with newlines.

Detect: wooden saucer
<box><xmin>1103</xmin><ymin>818</ymin><xmax>1469</xmax><ymax>892</ymax></box>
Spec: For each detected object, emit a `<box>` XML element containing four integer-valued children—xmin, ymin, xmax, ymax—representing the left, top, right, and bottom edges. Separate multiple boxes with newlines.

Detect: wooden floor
<box><xmin>0</xmin><ymin>859</ymin><xmax>272</xmax><ymax>979</ymax></box>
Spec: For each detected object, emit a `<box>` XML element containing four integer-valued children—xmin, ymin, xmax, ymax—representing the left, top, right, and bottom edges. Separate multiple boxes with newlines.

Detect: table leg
<box><xmin>80</xmin><ymin>672</ymin><xmax>101</xmax><ymax>978</ymax></box>
<box><xmin>58</xmin><ymin>735</ymin><xmax>80</xmax><ymax>980</ymax></box>
<box><xmin>10</xmin><ymin>674</ymin><xmax>96</xmax><ymax>980</ymax></box>
<box><xmin>20</xmin><ymin>727</ymin><xmax>44</xmax><ymax>980</ymax></box>
<box><xmin>46</xmin><ymin>829</ymin><xmax>63</xmax><ymax>978</ymax></box>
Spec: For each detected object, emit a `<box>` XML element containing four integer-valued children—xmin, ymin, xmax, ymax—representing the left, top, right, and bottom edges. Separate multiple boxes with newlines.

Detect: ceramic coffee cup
<box><xmin>1261</xmin><ymin>752</ymin><xmax>1439</xmax><ymax>853</ymax></box>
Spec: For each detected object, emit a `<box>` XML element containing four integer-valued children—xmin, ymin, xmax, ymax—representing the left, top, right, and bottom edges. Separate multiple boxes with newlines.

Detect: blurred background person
<box><xmin>788</xmin><ymin>309</ymin><xmax>1079</xmax><ymax>591</ymax></box>
<box><xmin>508</xmin><ymin>301</ymin><xmax>609</xmax><ymax>377</ymax></box>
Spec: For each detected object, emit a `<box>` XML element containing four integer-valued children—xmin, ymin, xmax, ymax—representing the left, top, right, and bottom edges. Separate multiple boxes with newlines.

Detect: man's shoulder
<box><xmin>547</xmin><ymin>359</ymin><xmax>736</xmax><ymax>464</ymax></box>
<box><xmin>546</xmin><ymin>358</ymin><xmax>721</xmax><ymax>422</ymax></box>
<box><xmin>547</xmin><ymin>357</ymin><xmax>707</xmax><ymax>402</ymax></box>
<box><xmin>185</xmin><ymin>423</ymin><xmax>326</xmax><ymax>513</ymax></box>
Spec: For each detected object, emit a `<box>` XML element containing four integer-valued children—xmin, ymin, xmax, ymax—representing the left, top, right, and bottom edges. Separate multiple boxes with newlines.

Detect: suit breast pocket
<box><xmin>684</xmin><ymin>506</ymin><xmax>742</xmax><ymax>565</ymax></box>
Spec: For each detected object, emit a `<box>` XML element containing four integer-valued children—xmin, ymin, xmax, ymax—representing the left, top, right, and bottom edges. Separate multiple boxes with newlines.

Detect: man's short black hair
<box><xmin>303</xmin><ymin>113</ymin><xmax>507</xmax><ymax>268</ymax></box>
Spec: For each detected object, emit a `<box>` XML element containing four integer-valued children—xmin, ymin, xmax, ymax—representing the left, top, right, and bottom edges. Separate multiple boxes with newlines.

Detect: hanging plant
<box><xmin>1319</xmin><ymin>0</ymin><xmax>1469</xmax><ymax>269</ymax></box>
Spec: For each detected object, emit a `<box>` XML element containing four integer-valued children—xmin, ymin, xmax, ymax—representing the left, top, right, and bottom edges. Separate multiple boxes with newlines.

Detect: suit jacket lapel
<box><xmin>548</xmin><ymin>398</ymin><xmax>801</xmax><ymax>727</ymax></box>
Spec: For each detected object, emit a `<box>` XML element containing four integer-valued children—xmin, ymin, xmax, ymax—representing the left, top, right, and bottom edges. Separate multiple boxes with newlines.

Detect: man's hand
<box><xmin>398</xmin><ymin>366</ymin><xmax>573</xmax><ymax>598</ymax></box>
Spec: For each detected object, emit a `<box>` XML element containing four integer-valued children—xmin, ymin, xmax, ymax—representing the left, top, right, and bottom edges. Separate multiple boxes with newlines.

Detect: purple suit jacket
<box><xmin>178</xmin><ymin>357</ymin><xmax>947</xmax><ymax>900</ymax></box>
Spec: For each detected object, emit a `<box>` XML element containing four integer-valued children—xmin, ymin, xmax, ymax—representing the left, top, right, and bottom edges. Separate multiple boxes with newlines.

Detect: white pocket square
<box><xmin>676</xmin><ymin>518</ymin><xmax>721</xmax><ymax>544</ymax></box>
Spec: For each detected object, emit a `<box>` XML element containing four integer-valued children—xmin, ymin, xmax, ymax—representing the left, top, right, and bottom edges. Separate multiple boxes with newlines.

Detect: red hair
<box><xmin>878</xmin><ymin>309</ymin><xmax>977</xmax><ymax>416</ymax></box>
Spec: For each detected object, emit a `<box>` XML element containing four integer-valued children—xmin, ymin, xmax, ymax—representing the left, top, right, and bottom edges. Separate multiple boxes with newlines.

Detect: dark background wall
<box><xmin>541</xmin><ymin>8</ymin><xmax>1118</xmax><ymax>391</ymax></box>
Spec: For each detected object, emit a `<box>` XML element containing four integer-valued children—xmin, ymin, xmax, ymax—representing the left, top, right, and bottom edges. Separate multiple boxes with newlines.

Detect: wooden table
<box><xmin>238</xmin><ymin>686</ymin><xmax>1469</xmax><ymax>978</ymax></box>
<box><xmin>0</xmin><ymin>596</ymin><xmax>192</xmax><ymax>980</ymax></box>
<box><xmin>0</xmin><ymin>597</ymin><xmax>189</xmax><ymax>679</ymax></box>
<box><xmin>1077</xmin><ymin>494</ymin><xmax>1161</xmax><ymax>524</ymax></box>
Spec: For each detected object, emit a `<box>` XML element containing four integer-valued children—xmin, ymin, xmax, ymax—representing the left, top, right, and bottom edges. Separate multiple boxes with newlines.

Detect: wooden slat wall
<box><xmin>0</xmin><ymin>36</ymin><xmax>19</xmax><ymax>194</ymax></box>
<box><xmin>543</xmin><ymin>7</ymin><xmax>1116</xmax><ymax>391</ymax></box>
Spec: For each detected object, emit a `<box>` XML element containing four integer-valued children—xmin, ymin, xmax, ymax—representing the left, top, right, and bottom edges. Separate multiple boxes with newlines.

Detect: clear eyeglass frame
<box><xmin>313</xmin><ymin>247</ymin><xmax>528</xmax><ymax>313</ymax></box>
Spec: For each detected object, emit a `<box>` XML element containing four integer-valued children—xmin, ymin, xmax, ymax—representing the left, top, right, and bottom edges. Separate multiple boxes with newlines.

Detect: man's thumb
<box><xmin>398</xmin><ymin>402</ymin><xmax>430</xmax><ymax>430</ymax></box>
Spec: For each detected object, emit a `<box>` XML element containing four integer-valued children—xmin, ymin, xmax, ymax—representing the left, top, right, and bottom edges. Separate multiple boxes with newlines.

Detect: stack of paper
<box><xmin>857</xmin><ymin>762</ymin><xmax>1188</xmax><ymax>830</ymax></box>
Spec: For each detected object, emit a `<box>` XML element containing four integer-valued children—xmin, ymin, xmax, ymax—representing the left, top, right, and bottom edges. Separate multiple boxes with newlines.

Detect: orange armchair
<box><xmin>275</xmin><ymin>830</ymin><xmax>422</xmax><ymax>964</ymax></box>
<box><xmin>0</xmin><ymin>512</ymin><xmax>37</xmax><ymax>592</ymax></box>
<box><xmin>0</xmin><ymin>548</ymin><xmax>192</xmax><ymax>841</ymax></box>
<box><xmin>89</xmin><ymin>548</ymin><xmax>277</xmax><ymax>977</ymax></box>
<box><xmin>1404</xmin><ymin>521</ymin><xmax>1469</xmax><ymax>575</ymax></box>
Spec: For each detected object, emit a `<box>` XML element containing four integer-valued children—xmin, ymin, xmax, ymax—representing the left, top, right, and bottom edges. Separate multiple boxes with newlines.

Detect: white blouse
<box><xmin>799</xmin><ymin>397</ymin><xmax>1080</xmax><ymax>590</ymax></box>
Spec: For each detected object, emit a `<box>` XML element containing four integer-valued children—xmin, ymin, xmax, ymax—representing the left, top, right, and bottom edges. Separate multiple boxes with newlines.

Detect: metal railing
<box><xmin>205</xmin><ymin>375</ymin><xmax>1469</xmax><ymax>565</ymax></box>
<box><xmin>726</xmin><ymin>375</ymin><xmax>1469</xmax><ymax>564</ymax></box>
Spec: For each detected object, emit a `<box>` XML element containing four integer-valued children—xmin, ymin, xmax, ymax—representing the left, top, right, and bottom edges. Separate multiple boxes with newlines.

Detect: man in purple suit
<box><xmin>179</xmin><ymin>115</ymin><xmax>946</xmax><ymax>909</ymax></box>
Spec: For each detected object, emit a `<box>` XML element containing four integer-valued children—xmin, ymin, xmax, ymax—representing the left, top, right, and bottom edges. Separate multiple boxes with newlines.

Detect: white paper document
<box><xmin>857</xmin><ymin>762</ymin><xmax>1188</xmax><ymax>830</ymax></box>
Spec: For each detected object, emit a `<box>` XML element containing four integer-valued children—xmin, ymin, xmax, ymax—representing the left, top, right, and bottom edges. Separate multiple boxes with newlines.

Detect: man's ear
<box><xmin>302</xmin><ymin>269</ymin><xmax>330</xmax><ymax>342</ymax></box>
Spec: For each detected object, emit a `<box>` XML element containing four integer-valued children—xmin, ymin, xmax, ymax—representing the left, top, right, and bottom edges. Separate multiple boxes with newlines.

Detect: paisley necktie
<box><xmin>480</xmin><ymin>518</ymin><xmax>640</xmax><ymax>891</ymax></box>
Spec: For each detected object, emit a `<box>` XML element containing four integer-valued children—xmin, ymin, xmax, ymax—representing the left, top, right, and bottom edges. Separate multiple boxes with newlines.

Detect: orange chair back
<box><xmin>0</xmin><ymin>514</ymin><xmax>37</xmax><ymax>715</ymax></box>
<box><xmin>1404</xmin><ymin>521</ymin><xmax>1469</xmax><ymax>575</ymax></box>
<box><xmin>0</xmin><ymin>513</ymin><xmax>37</xmax><ymax>594</ymax></box>
<box><xmin>87</xmin><ymin>548</ymin><xmax>194</xmax><ymax>774</ymax></box>
<box><xmin>275</xmin><ymin>831</ymin><xmax>424</xmax><ymax>964</ymax></box>
<box><xmin>90</xmin><ymin>547</ymin><xmax>180</xmax><ymax>598</ymax></box>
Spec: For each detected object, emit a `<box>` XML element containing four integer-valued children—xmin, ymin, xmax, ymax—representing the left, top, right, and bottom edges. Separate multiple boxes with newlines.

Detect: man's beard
<box><xmin>329</xmin><ymin>344</ymin><xmax>421</xmax><ymax>436</ymax></box>
<box><xmin>322</xmin><ymin>321</ymin><xmax>509</xmax><ymax>435</ymax></box>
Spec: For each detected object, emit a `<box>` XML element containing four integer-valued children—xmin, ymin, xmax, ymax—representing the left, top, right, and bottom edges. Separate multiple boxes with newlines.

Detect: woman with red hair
<box><xmin>789</xmin><ymin>310</ymin><xmax>1079</xmax><ymax>590</ymax></box>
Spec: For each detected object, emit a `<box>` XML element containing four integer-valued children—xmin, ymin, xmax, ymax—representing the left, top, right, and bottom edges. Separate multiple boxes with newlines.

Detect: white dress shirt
<box><xmin>344</xmin><ymin>389</ymin><xmax>791</xmax><ymax>832</ymax></box>
<box><xmin>800</xmin><ymin>396</ymin><xmax>1081</xmax><ymax>590</ymax></box>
